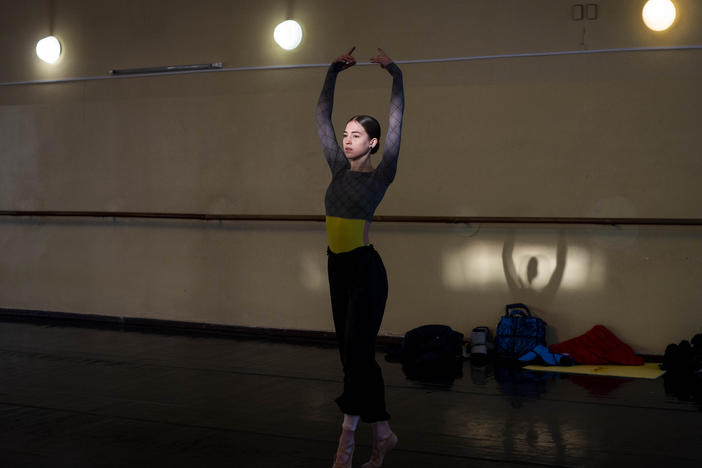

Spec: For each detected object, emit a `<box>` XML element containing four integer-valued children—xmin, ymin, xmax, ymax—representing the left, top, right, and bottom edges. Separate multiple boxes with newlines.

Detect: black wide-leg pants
<box><xmin>327</xmin><ymin>244</ymin><xmax>391</xmax><ymax>423</ymax></box>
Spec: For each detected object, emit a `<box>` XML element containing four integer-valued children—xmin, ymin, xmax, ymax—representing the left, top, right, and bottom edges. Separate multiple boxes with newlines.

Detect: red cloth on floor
<box><xmin>549</xmin><ymin>325</ymin><xmax>644</xmax><ymax>365</ymax></box>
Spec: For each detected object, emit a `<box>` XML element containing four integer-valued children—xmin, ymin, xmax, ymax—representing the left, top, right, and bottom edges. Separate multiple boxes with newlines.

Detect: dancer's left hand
<box><xmin>370</xmin><ymin>48</ymin><xmax>393</xmax><ymax>68</ymax></box>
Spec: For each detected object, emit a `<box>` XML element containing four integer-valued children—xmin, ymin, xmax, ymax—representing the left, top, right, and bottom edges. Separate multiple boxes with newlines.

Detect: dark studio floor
<box><xmin>0</xmin><ymin>318</ymin><xmax>700</xmax><ymax>468</ymax></box>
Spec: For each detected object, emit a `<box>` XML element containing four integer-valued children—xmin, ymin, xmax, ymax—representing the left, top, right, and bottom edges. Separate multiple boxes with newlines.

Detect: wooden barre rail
<box><xmin>1</xmin><ymin>210</ymin><xmax>701</xmax><ymax>226</ymax></box>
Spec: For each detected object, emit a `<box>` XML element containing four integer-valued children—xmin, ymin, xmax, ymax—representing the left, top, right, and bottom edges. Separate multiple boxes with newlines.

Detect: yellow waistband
<box><xmin>325</xmin><ymin>216</ymin><xmax>368</xmax><ymax>254</ymax></box>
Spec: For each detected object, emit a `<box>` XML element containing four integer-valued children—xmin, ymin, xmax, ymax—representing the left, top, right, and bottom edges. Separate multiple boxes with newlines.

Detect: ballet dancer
<box><xmin>315</xmin><ymin>46</ymin><xmax>404</xmax><ymax>468</ymax></box>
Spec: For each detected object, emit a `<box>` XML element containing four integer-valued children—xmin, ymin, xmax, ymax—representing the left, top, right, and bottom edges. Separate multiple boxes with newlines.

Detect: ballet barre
<box><xmin>2</xmin><ymin>45</ymin><xmax>701</xmax><ymax>87</ymax></box>
<box><xmin>1</xmin><ymin>211</ymin><xmax>701</xmax><ymax>226</ymax></box>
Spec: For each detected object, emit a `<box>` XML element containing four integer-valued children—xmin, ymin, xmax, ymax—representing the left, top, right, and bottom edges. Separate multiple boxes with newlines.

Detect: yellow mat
<box><xmin>522</xmin><ymin>362</ymin><xmax>665</xmax><ymax>379</ymax></box>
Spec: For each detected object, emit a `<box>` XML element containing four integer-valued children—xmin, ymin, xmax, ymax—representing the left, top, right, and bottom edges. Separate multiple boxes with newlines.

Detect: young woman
<box><xmin>315</xmin><ymin>46</ymin><xmax>404</xmax><ymax>468</ymax></box>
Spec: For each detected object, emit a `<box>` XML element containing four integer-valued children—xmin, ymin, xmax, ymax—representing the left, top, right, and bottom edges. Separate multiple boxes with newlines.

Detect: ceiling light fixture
<box><xmin>274</xmin><ymin>20</ymin><xmax>303</xmax><ymax>50</ymax></box>
<box><xmin>642</xmin><ymin>0</ymin><xmax>677</xmax><ymax>31</ymax></box>
<box><xmin>36</xmin><ymin>35</ymin><xmax>62</xmax><ymax>63</ymax></box>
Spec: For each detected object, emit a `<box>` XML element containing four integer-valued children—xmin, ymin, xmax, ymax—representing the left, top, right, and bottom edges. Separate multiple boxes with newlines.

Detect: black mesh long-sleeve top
<box><xmin>316</xmin><ymin>61</ymin><xmax>404</xmax><ymax>253</ymax></box>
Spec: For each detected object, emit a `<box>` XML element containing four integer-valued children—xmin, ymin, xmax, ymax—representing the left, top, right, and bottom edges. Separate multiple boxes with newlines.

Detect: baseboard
<box><xmin>0</xmin><ymin>307</ymin><xmax>404</xmax><ymax>349</ymax></box>
<box><xmin>0</xmin><ymin>308</ymin><xmax>664</xmax><ymax>360</ymax></box>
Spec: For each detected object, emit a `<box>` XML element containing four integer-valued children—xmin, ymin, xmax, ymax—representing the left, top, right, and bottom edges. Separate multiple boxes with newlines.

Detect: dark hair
<box><xmin>348</xmin><ymin>115</ymin><xmax>381</xmax><ymax>154</ymax></box>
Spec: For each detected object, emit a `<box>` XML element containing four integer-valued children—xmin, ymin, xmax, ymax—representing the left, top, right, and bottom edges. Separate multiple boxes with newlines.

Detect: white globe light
<box><xmin>36</xmin><ymin>35</ymin><xmax>62</xmax><ymax>63</ymax></box>
<box><xmin>274</xmin><ymin>20</ymin><xmax>303</xmax><ymax>50</ymax></box>
<box><xmin>642</xmin><ymin>0</ymin><xmax>676</xmax><ymax>31</ymax></box>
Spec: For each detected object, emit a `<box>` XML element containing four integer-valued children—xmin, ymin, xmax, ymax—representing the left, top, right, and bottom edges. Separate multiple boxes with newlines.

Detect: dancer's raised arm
<box><xmin>316</xmin><ymin>47</ymin><xmax>356</xmax><ymax>173</ymax></box>
<box><xmin>371</xmin><ymin>48</ymin><xmax>404</xmax><ymax>184</ymax></box>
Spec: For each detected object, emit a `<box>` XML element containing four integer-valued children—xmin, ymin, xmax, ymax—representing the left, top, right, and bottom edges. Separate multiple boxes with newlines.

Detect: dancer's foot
<box><xmin>361</xmin><ymin>431</ymin><xmax>398</xmax><ymax>467</ymax></box>
<box><xmin>332</xmin><ymin>429</ymin><xmax>355</xmax><ymax>468</ymax></box>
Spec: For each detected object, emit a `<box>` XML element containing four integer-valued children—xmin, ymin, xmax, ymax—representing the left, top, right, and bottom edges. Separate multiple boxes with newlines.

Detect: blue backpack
<box><xmin>495</xmin><ymin>303</ymin><xmax>546</xmax><ymax>360</ymax></box>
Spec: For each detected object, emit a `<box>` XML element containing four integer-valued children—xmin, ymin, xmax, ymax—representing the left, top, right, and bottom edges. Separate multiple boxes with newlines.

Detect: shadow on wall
<box><xmin>441</xmin><ymin>231</ymin><xmax>607</xmax><ymax>295</ymax></box>
<box><xmin>501</xmin><ymin>231</ymin><xmax>567</xmax><ymax>306</ymax></box>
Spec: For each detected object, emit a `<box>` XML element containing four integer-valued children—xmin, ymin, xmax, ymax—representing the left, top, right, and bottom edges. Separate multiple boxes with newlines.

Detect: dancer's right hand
<box><xmin>334</xmin><ymin>46</ymin><xmax>356</xmax><ymax>71</ymax></box>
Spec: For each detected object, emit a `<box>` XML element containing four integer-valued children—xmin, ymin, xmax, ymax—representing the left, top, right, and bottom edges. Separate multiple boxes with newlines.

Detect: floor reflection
<box><xmin>663</xmin><ymin>371</ymin><xmax>702</xmax><ymax>410</ymax></box>
<box><xmin>483</xmin><ymin>361</ymin><xmax>577</xmax><ymax>465</ymax></box>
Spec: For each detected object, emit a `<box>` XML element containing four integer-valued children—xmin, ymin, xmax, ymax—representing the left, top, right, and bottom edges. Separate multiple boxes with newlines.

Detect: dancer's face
<box><xmin>343</xmin><ymin>120</ymin><xmax>377</xmax><ymax>159</ymax></box>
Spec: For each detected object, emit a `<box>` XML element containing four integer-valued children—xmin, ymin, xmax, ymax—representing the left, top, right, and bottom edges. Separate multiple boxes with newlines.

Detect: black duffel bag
<box><xmin>386</xmin><ymin>324</ymin><xmax>464</xmax><ymax>381</ymax></box>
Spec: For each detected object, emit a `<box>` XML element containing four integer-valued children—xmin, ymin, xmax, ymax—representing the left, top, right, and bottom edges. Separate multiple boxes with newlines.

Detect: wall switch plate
<box><xmin>586</xmin><ymin>3</ymin><xmax>598</xmax><ymax>20</ymax></box>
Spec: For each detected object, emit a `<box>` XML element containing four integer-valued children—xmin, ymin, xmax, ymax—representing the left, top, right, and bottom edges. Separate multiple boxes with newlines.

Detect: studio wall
<box><xmin>1</xmin><ymin>0</ymin><xmax>701</xmax><ymax>354</ymax></box>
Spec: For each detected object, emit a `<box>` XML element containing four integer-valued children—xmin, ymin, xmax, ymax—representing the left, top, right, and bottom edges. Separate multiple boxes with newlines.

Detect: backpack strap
<box><xmin>505</xmin><ymin>303</ymin><xmax>531</xmax><ymax>317</ymax></box>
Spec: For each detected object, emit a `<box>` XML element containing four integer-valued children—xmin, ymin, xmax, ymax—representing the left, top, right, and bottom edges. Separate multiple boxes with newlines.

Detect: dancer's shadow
<box><xmin>501</xmin><ymin>231</ymin><xmax>567</xmax><ymax>306</ymax></box>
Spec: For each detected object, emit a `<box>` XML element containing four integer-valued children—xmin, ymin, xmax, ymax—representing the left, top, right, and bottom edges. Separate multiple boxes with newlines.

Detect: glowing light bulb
<box><xmin>274</xmin><ymin>20</ymin><xmax>303</xmax><ymax>50</ymax></box>
<box><xmin>642</xmin><ymin>0</ymin><xmax>676</xmax><ymax>31</ymax></box>
<box><xmin>36</xmin><ymin>35</ymin><xmax>62</xmax><ymax>63</ymax></box>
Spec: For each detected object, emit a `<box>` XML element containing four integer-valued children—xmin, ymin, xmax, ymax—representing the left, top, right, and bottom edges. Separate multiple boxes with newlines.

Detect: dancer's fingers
<box><xmin>335</xmin><ymin>54</ymin><xmax>356</xmax><ymax>69</ymax></box>
<box><xmin>370</xmin><ymin>48</ymin><xmax>393</xmax><ymax>67</ymax></box>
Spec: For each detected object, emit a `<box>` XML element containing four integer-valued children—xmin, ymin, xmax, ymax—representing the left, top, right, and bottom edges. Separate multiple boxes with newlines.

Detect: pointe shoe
<box><xmin>332</xmin><ymin>440</ymin><xmax>355</xmax><ymax>468</ymax></box>
<box><xmin>362</xmin><ymin>432</ymin><xmax>398</xmax><ymax>468</ymax></box>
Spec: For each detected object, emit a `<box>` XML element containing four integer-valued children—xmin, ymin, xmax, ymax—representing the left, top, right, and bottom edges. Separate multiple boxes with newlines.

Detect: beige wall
<box><xmin>1</xmin><ymin>1</ymin><xmax>701</xmax><ymax>354</ymax></box>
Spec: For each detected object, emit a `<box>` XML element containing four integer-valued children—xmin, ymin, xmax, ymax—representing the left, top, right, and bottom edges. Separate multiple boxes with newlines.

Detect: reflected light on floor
<box><xmin>442</xmin><ymin>241</ymin><xmax>606</xmax><ymax>291</ymax></box>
